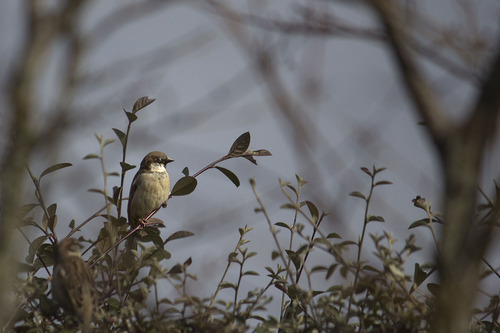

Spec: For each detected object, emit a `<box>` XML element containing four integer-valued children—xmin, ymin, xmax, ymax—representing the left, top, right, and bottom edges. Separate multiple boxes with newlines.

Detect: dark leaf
<box><xmin>168</xmin><ymin>264</ymin><xmax>183</xmax><ymax>275</ymax></box>
<box><xmin>285</xmin><ymin>250</ymin><xmax>301</xmax><ymax>271</ymax></box>
<box><xmin>219</xmin><ymin>282</ymin><xmax>236</xmax><ymax>290</ymax></box>
<box><xmin>327</xmin><ymin>233</ymin><xmax>341</xmax><ymax>239</ymax></box>
<box><xmin>171</xmin><ymin>176</ymin><xmax>197</xmax><ymax>196</ymax></box>
<box><xmin>182</xmin><ymin>167</ymin><xmax>189</xmax><ymax>176</ymax></box>
<box><xmin>243</xmin><ymin>270</ymin><xmax>259</xmax><ymax>276</ymax></box>
<box><xmin>112</xmin><ymin>128</ymin><xmax>126</xmax><ymax>147</ymax></box>
<box><xmin>413</xmin><ymin>263</ymin><xmax>427</xmax><ymax>287</ymax></box>
<box><xmin>375</xmin><ymin>180</ymin><xmax>392</xmax><ymax>186</ymax></box>
<box><xmin>133</xmin><ymin>96</ymin><xmax>156</xmax><ymax>113</ymax></box>
<box><xmin>215</xmin><ymin>166</ymin><xmax>240</xmax><ymax>187</ymax></box>
<box><xmin>408</xmin><ymin>219</ymin><xmax>429</xmax><ymax>229</ymax></box>
<box><xmin>274</xmin><ymin>222</ymin><xmax>291</xmax><ymax>230</ymax></box>
<box><xmin>228</xmin><ymin>132</ymin><xmax>250</xmax><ymax>157</ymax></box>
<box><xmin>124</xmin><ymin>111</ymin><xmax>137</xmax><ymax>123</ymax></box>
<box><xmin>120</xmin><ymin>162</ymin><xmax>136</xmax><ymax>172</ymax></box>
<box><xmin>305</xmin><ymin>201</ymin><xmax>319</xmax><ymax>223</ymax></box>
<box><xmin>40</xmin><ymin>163</ymin><xmax>72</xmax><ymax>179</ymax></box>
<box><xmin>427</xmin><ymin>283</ymin><xmax>440</xmax><ymax>297</ymax></box>
<box><xmin>69</xmin><ymin>219</ymin><xmax>75</xmax><ymax>229</ymax></box>
<box><xmin>165</xmin><ymin>230</ymin><xmax>194</xmax><ymax>244</ymax></box>
<box><xmin>243</xmin><ymin>155</ymin><xmax>258</xmax><ymax>165</ymax></box>
<box><xmin>367</xmin><ymin>215</ymin><xmax>385</xmax><ymax>223</ymax></box>
<box><xmin>360</xmin><ymin>167</ymin><xmax>372</xmax><ymax>176</ymax></box>
<box><xmin>26</xmin><ymin>235</ymin><xmax>48</xmax><ymax>264</ymax></box>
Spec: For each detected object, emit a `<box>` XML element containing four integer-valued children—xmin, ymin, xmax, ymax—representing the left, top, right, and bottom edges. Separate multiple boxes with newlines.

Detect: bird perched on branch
<box><xmin>127</xmin><ymin>151</ymin><xmax>173</xmax><ymax>248</ymax></box>
<box><xmin>52</xmin><ymin>238</ymin><xmax>97</xmax><ymax>333</ymax></box>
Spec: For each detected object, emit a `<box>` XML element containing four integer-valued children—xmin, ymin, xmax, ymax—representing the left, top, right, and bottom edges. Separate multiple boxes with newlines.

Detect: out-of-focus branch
<box><xmin>0</xmin><ymin>0</ymin><xmax>87</xmax><ymax>328</ymax></box>
<box><xmin>369</xmin><ymin>1</ymin><xmax>453</xmax><ymax>153</ymax></box>
<box><xmin>369</xmin><ymin>1</ymin><xmax>500</xmax><ymax>332</ymax></box>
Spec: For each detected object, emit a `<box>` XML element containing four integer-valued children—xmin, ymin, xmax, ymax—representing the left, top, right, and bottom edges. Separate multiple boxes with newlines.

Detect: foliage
<box><xmin>7</xmin><ymin>97</ymin><xmax>499</xmax><ymax>332</ymax></box>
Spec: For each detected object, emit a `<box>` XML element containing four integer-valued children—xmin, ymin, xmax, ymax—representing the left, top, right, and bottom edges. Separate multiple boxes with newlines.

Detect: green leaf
<box><xmin>124</xmin><ymin>110</ymin><xmax>137</xmax><ymax>123</ymax></box>
<box><xmin>165</xmin><ymin>230</ymin><xmax>195</xmax><ymax>244</ymax></box>
<box><xmin>271</xmin><ymin>250</ymin><xmax>280</xmax><ymax>260</ymax></box>
<box><xmin>182</xmin><ymin>167</ymin><xmax>189</xmax><ymax>176</ymax></box>
<box><xmin>39</xmin><ymin>163</ymin><xmax>72</xmax><ymax>179</ymax></box>
<box><xmin>168</xmin><ymin>264</ymin><xmax>183</xmax><ymax>275</ymax></box>
<box><xmin>327</xmin><ymin>233</ymin><xmax>341</xmax><ymax>239</ymax></box>
<box><xmin>26</xmin><ymin>236</ymin><xmax>48</xmax><ymax>264</ymax></box>
<box><xmin>69</xmin><ymin>219</ymin><xmax>75</xmax><ymax>229</ymax></box>
<box><xmin>243</xmin><ymin>270</ymin><xmax>259</xmax><ymax>276</ymax></box>
<box><xmin>367</xmin><ymin>215</ymin><xmax>385</xmax><ymax>223</ymax></box>
<box><xmin>120</xmin><ymin>162</ymin><xmax>136</xmax><ymax>172</ymax></box>
<box><xmin>305</xmin><ymin>201</ymin><xmax>319</xmax><ymax>223</ymax></box>
<box><xmin>427</xmin><ymin>283</ymin><xmax>440</xmax><ymax>297</ymax></box>
<box><xmin>408</xmin><ymin>219</ymin><xmax>429</xmax><ymax>229</ymax></box>
<box><xmin>280</xmin><ymin>203</ymin><xmax>297</xmax><ymax>210</ymax></box>
<box><xmin>228</xmin><ymin>132</ymin><xmax>250</xmax><ymax>157</ymax></box>
<box><xmin>112</xmin><ymin>128</ymin><xmax>127</xmax><ymax>147</ymax></box>
<box><xmin>171</xmin><ymin>176</ymin><xmax>197</xmax><ymax>196</ymax></box>
<box><xmin>274</xmin><ymin>222</ymin><xmax>291</xmax><ymax>230</ymax></box>
<box><xmin>285</xmin><ymin>250</ymin><xmax>301</xmax><ymax>270</ymax></box>
<box><xmin>349</xmin><ymin>191</ymin><xmax>366</xmax><ymax>200</ymax></box>
<box><xmin>219</xmin><ymin>282</ymin><xmax>236</xmax><ymax>290</ymax></box>
<box><xmin>375</xmin><ymin>180</ymin><xmax>392</xmax><ymax>186</ymax></box>
<box><xmin>215</xmin><ymin>166</ymin><xmax>240</xmax><ymax>187</ymax></box>
<box><xmin>83</xmin><ymin>154</ymin><xmax>99</xmax><ymax>160</ymax></box>
<box><xmin>413</xmin><ymin>263</ymin><xmax>427</xmax><ymax>287</ymax></box>
<box><xmin>133</xmin><ymin>96</ymin><xmax>156</xmax><ymax>113</ymax></box>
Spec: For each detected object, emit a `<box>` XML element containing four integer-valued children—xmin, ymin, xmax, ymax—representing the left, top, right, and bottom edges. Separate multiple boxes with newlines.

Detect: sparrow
<box><xmin>127</xmin><ymin>151</ymin><xmax>173</xmax><ymax>245</ymax></box>
<box><xmin>52</xmin><ymin>238</ymin><xmax>97</xmax><ymax>333</ymax></box>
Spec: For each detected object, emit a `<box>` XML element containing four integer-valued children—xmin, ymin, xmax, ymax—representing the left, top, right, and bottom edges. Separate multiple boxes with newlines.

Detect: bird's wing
<box><xmin>127</xmin><ymin>172</ymin><xmax>139</xmax><ymax>221</ymax></box>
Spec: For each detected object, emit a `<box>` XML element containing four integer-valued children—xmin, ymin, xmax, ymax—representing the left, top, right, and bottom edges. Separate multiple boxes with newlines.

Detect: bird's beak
<box><xmin>164</xmin><ymin>157</ymin><xmax>174</xmax><ymax>164</ymax></box>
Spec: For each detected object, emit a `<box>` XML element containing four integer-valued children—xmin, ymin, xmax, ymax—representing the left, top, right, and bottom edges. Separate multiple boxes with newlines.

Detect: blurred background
<box><xmin>1</xmin><ymin>0</ymin><xmax>499</xmax><ymax>317</ymax></box>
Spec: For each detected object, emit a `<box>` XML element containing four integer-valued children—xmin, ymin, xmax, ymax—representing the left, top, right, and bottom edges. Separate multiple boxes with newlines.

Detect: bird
<box><xmin>52</xmin><ymin>238</ymin><xmax>97</xmax><ymax>333</ymax></box>
<box><xmin>127</xmin><ymin>151</ymin><xmax>173</xmax><ymax>247</ymax></box>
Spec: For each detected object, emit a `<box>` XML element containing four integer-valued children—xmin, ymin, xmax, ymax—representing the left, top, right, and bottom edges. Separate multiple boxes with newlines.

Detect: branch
<box><xmin>369</xmin><ymin>0</ymin><xmax>453</xmax><ymax>151</ymax></box>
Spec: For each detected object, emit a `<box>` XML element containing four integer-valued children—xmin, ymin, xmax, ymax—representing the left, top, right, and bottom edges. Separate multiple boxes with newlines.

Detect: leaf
<box><xmin>182</xmin><ymin>167</ymin><xmax>189</xmax><ymax>176</ymax></box>
<box><xmin>285</xmin><ymin>250</ymin><xmax>301</xmax><ymax>271</ymax></box>
<box><xmin>427</xmin><ymin>283</ymin><xmax>440</xmax><ymax>297</ymax></box>
<box><xmin>171</xmin><ymin>176</ymin><xmax>197</xmax><ymax>196</ymax></box>
<box><xmin>83</xmin><ymin>154</ymin><xmax>99</xmax><ymax>160</ymax></box>
<box><xmin>247</xmin><ymin>149</ymin><xmax>272</xmax><ymax>157</ymax></box>
<box><xmin>413</xmin><ymin>263</ymin><xmax>427</xmax><ymax>287</ymax></box>
<box><xmin>39</xmin><ymin>163</ymin><xmax>72</xmax><ymax>179</ymax></box>
<box><xmin>133</xmin><ymin>96</ymin><xmax>156</xmax><ymax>113</ymax></box>
<box><xmin>305</xmin><ymin>201</ymin><xmax>319</xmax><ymax>223</ymax></box>
<box><xmin>327</xmin><ymin>233</ymin><xmax>341</xmax><ymax>239</ymax></box>
<box><xmin>349</xmin><ymin>191</ymin><xmax>366</xmax><ymax>200</ymax></box>
<box><xmin>243</xmin><ymin>270</ymin><xmax>259</xmax><ymax>276</ymax></box>
<box><xmin>168</xmin><ymin>264</ymin><xmax>183</xmax><ymax>275</ymax></box>
<box><xmin>112</xmin><ymin>128</ymin><xmax>126</xmax><ymax>147</ymax></box>
<box><xmin>408</xmin><ymin>219</ymin><xmax>429</xmax><ymax>229</ymax></box>
<box><xmin>228</xmin><ymin>132</ymin><xmax>250</xmax><ymax>157</ymax></box>
<box><xmin>26</xmin><ymin>235</ymin><xmax>48</xmax><ymax>264</ymax></box>
<box><xmin>165</xmin><ymin>230</ymin><xmax>195</xmax><ymax>244</ymax></box>
<box><xmin>367</xmin><ymin>215</ymin><xmax>385</xmax><ymax>223</ymax></box>
<box><xmin>215</xmin><ymin>166</ymin><xmax>240</xmax><ymax>187</ymax></box>
<box><xmin>280</xmin><ymin>203</ymin><xmax>297</xmax><ymax>210</ymax></box>
<box><xmin>124</xmin><ymin>111</ymin><xmax>137</xmax><ymax>123</ymax></box>
<box><xmin>120</xmin><ymin>162</ymin><xmax>136</xmax><ymax>172</ymax></box>
<box><xmin>219</xmin><ymin>282</ymin><xmax>236</xmax><ymax>290</ymax></box>
<box><xmin>360</xmin><ymin>167</ymin><xmax>372</xmax><ymax>176</ymax></box>
<box><xmin>69</xmin><ymin>219</ymin><xmax>75</xmax><ymax>229</ymax></box>
<box><xmin>375</xmin><ymin>180</ymin><xmax>392</xmax><ymax>186</ymax></box>
<box><xmin>274</xmin><ymin>222</ymin><xmax>291</xmax><ymax>230</ymax></box>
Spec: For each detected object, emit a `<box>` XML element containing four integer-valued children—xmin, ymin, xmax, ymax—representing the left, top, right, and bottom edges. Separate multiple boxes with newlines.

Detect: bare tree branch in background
<box><xmin>370</xmin><ymin>1</ymin><xmax>500</xmax><ymax>332</ymax></box>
